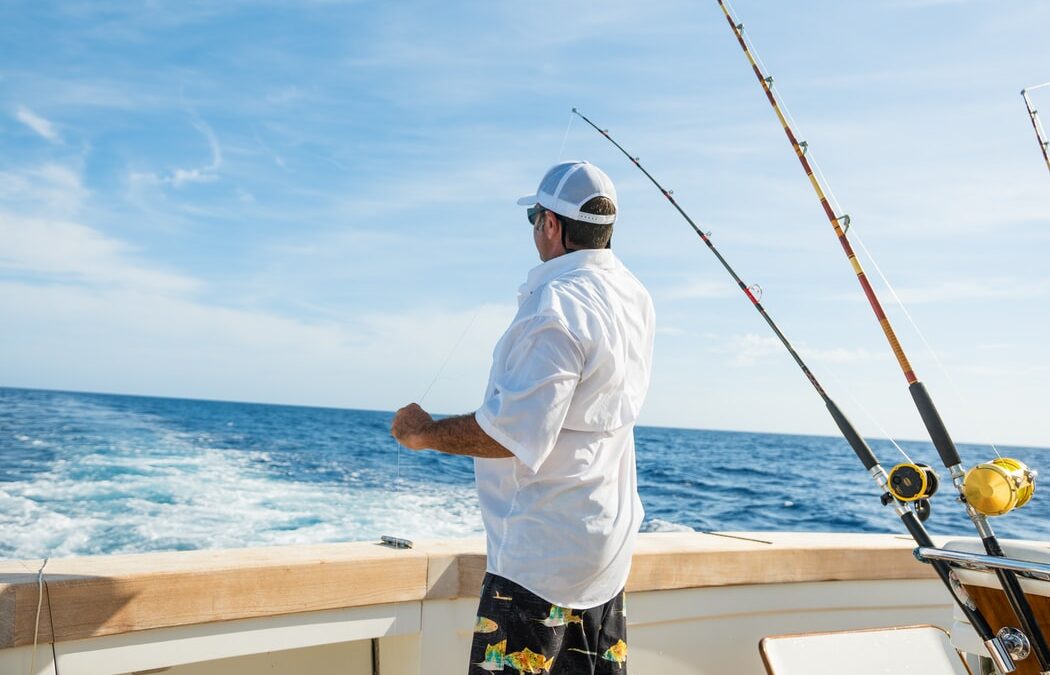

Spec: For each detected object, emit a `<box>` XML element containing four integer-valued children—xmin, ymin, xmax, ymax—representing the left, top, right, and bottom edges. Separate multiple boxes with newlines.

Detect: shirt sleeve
<box><xmin>475</xmin><ymin>315</ymin><xmax>583</xmax><ymax>473</ymax></box>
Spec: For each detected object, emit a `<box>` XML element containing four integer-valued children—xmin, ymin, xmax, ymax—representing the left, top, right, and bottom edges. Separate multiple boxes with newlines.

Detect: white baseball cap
<box><xmin>516</xmin><ymin>160</ymin><xmax>617</xmax><ymax>225</ymax></box>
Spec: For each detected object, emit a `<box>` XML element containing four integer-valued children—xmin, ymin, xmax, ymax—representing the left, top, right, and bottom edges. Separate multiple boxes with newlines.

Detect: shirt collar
<box><xmin>519</xmin><ymin>249</ymin><xmax>618</xmax><ymax>299</ymax></box>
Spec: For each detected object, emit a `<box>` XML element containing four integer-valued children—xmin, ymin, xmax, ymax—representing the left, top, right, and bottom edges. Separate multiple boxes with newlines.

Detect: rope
<box><xmin>29</xmin><ymin>558</ymin><xmax>48</xmax><ymax>675</ymax></box>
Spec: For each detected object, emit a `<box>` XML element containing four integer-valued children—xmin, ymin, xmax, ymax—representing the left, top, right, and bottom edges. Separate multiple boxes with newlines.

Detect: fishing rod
<box><xmin>1022</xmin><ymin>83</ymin><xmax>1050</xmax><ymax>178</ymax></box>
<box><xmin>571</xmin><ymin>106</ymin><xmax>1016</xmax><ymax>673</ymax></box>
<box><xmin>715</xmin><ymin>2</ymin><xmax>1047</xmax><ymax>671</ymax></box>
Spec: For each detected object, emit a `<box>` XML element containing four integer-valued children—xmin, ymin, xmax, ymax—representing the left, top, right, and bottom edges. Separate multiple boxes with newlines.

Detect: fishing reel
<box><xmin>888</xmin><ymin>463</ymin><xmax>940</xmax><ymax>501</ymax></box>
<box><xmin>886</xmin><ymin>463</ymin><xmax>939</xmax><ymax>522</ymax></box>
<box><xmin>962</xmin><ymin>458</ymin><xmax>1036</xmax><ymax>517</ymax></box>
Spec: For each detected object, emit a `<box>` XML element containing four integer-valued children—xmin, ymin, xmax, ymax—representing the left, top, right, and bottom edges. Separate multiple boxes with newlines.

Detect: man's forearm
<box><xmin>423</xmin><ymin>414</ymin><xmax>514</xmax><ymax>459</ymax></box>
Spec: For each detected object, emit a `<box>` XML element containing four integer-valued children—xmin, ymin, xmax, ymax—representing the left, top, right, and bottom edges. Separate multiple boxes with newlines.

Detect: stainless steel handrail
<box><xmin>915</xmin><ymin>547</ymin><xmax>1050</xmax><ymax>582</ymax></box>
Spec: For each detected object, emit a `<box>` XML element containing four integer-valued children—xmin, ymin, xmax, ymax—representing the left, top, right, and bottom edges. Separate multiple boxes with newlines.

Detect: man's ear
<box><xmin>545</xmin><ymin>210</ymin><xmax>560</xmax><ymax>235</ymax></box>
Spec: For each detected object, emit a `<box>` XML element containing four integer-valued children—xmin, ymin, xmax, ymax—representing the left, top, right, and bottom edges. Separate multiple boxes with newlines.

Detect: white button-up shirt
<box><xmin>474</xmin><ymin>248</ymin><xmax>655</xmax><ymax>608</ymax></box>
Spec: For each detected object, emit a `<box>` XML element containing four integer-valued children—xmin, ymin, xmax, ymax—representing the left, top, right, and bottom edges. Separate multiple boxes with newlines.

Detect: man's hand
<box><xmin>391</xmin><ymin>403</ymin><xmax>434</xmax><ymax>450</ymax></box>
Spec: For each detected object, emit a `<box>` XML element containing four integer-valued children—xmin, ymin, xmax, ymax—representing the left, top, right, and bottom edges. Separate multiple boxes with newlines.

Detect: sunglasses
<box><xmin>527</xmin><ymin>205</ymin><xmax>546</xmax><ymax>227</ymax></box>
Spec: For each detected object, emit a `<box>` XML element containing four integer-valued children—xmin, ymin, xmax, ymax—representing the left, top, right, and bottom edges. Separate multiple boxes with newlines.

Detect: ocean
<box><xmin>1</xmin><ymin>386</ymin><xmax>1046</xmax><ymax>561</ymax></box>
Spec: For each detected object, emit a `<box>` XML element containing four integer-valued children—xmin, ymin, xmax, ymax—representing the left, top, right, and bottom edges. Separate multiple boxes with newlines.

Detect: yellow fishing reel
<box><xmin>888</xmin><ymin>463</ymin><xmax>940</xmax><ymax>502</ymax></box>
<box><xmin>962</xmin><ymin>458</ymin><xmax>1036</xmax><ymax>517</ymax></box>
<box><xmin>887</xmin><ymin>463</ymin><xmax>940</xmax><ymax>522</ymax></box>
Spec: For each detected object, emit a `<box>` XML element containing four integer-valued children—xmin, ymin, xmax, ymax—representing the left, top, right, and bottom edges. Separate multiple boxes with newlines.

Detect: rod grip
<box><xmin>908</xmin><ymin>381</ymin><xmax>962</xmax><ymax>469</ymax></box>
<box><xmin>826</xmin><ymin>399</ymin><xmax>878</xmax><ymax>470</ymax></box>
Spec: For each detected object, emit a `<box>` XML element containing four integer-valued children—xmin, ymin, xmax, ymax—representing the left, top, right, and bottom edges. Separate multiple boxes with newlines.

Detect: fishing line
<box><xmin>753</xmin><ymin>25</ymin><xmax>1006</xmax><ymax>461</ymax></box>
<box><xmin>701</xmin><ymin>531</ymin><xmax>773</xmax><ymax>545</ymax></box>
<box><xmin>823</xmin><ymin>366</ymin><xmax>915</xmax><ymax>465</ymax></box>
<box><xmin>849</xmin><ymin>227</ymin><xmax>1002</xmax><ymax>459</ymax></box>
<box><xmin>557</xmin><ymin>110</ymin><xmax>576</xmax><ymax>162</ymax></box>
<box><xmin>394</xmin><ymin>309</ymin><xmax>481</xmax><ymax>483</ymax></box>
<box><xmin>749</xmin><ymin>65</ymin><xmax>1004</xmax><ymax>461</ymax></box>
<box><xmin>571</xmin><ymin>114</ymin><xmax>999</xmax><ymax>645</ymax></box>
<box><xmin>572</xmin><ymin>106</ymin><xmax>911</xmax><ymax>490</ymax></box>
<box><xmin>416</xmin><ymin>311</ymin><xmax>480</xmax><ymax>405</ymax></box>
<box><xmin>718</xmin><ymin>2</ymin><xmax>1046</xmax><ymax>668</ymax></box>
<box><xmin>723</xmin><ymin>0</ymin><xmax>853</xmax><ymax>225</ymax></box>
<box><xmin>571</xmin><ymin>106</ymin><xmax>927</xmax><ymax>478</ymax></box>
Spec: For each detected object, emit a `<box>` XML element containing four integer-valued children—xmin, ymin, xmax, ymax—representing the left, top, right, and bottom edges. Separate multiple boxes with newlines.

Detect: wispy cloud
<box><xmin>724</xmin><ymin>333</ymin><xmax>783</xmax><ymax>367</ymax></box>
<box><xmin>0</xmin><ymin>276</ymin><xmax>512</xmax><ymax>415</ymax></box>
<box><xmin>131</xmin><ymin>114</ymin><xmax>223</xmax><ymax>188</ymax></box>
<box><xmin>804</xmin><ymin>346</ymin><xmax>881</xmax><ymax>364</ymax></box>
<box><xmin>0</xmin><ymin>212</ymin><xmax>199</xmax><ymax>294</ymax></box>
<box><xmin>886</xmin><ymin>0</ymin><xmax>977</xmax><ymax>7</ymax></box>
<box><xmin>265</xmin><ymin>86</ymin><xmax>305</xmax><ymax>105</ymax></box>
<box><xmin>0</xmin><ymin>163</ymin><xmax>88</xmax><ymax>217</ymax></box>
<box><xmin>14</xmin><ymin>106</ymin><xmax>61</xmax><ymax>143</ymax></box>
<box><xmin>660</xmin><ymin>278</ymin><xmax>738</xmax><ymax>301</ymax></box>
<box><xmin>0</xmin><ymin>162</ymin><xmax>195</xmax><ymax>292</ymax></box>
<box><xmin>719</xmin><ymin>333</ymin><xmax>880</xmax><ymax>367</ymax></box>
<box><xmin>173</xmin><ymin>116</ymin><xmax>222</xmax><ymax>186</ymax></box>
<box><xmin>891</xmin><ymin>279</ymin><xmax>1044</xmax><ymax>304</ymax></box>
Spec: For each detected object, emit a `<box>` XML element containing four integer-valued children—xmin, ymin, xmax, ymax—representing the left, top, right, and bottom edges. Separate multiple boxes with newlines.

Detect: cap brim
<box><xmin>516</xmin><ymin>194</ymin><xmax>538</xmax><ymax>206</ymax></box>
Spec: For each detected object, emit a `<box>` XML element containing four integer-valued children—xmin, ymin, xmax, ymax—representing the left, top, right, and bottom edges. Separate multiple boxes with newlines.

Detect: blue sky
<box><xmin>1</xmin><ymin>0</ymin><xmax>1048</xmax><ymax>448</ymax></box>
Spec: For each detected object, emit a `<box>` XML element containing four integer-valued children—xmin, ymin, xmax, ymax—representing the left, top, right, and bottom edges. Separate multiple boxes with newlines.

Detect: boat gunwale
<box><xmin>0</xmin><ymin>531</ymin><xmax>938</xmax><ymax>649</ymax></box>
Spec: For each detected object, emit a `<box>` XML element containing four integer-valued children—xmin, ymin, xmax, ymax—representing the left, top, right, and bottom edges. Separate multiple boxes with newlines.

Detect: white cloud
<box><xmin>332</xmin><ymin>156</ymin><xmax>525</xmax><ymax>218</ymax></box>
<box><xmin>891</xmin><ymin>279</ymin><xmax>1043</xmax><ymax>304</ymax></box>
<box><xmin>0</xmin><ymin>162</ymin><xmax>196</xmax><ymax>292</ymax></box>
<box><xmin>265</xmin><ymin>86</ymin><xmax>304</xmax><ymax>105</ymax></box>
<box><xmin>660</xmin><ymin>278</ymin><xmax>737</xmax><ymax>301</ymax></box>
<box><xmin>0</xmin><ymin>163</ymin><xmax>88</xmax><ymax>218</ymax></box>
<box><xmin>886</xmin><ymin>0</ymin><xmax>976</xmax><ymax>7</ymax></box>
<box><xmin>175</xmin><ymin>116</ymin><xmax>223</xmax><ymax>186</ymax></box>
<box><xmin>0</xmin><ymin>212</ymin><xmax>199</xmax><ymax>294</ymax></box>
<box><xmin>0</xmin><ymin>277</ymin><xmax>512</xmax><ymax>416</ymax></box>
<box><xmin>725</xmin><ymin>333</ymin><xmax>783</xmax><ymax>367</ymax></box>
<box><xmin>14</xmin><ymin>106</ymin><xmax>61</xmax><ymax>143</ymax></box>
<box><xmin>802</xmin><ymin>346</ymin><xmax>880</xmax><ymax>364</ymax></box>
<box><xmin>131</xmin><ymin>115</ymin><xmax>222</xmax><ymax>188</ymax></box>
<box><xmin>719</xmin><ymin>332</ymin><xmax>879</xmax><ymax>368</ymax></box>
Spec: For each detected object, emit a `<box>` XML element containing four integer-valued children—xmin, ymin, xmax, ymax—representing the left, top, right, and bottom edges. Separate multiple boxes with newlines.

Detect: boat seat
<box><xmin>759</xmin><ymin>624</ymin><xmax>971</xmax><ymax>675</ymax></box>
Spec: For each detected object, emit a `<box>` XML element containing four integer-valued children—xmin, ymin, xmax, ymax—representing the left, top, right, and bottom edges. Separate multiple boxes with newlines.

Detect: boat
<box><xmin>3</xmin><ymin>531</ymin><xmax>1048</xmax><ymax>674</ymax></box>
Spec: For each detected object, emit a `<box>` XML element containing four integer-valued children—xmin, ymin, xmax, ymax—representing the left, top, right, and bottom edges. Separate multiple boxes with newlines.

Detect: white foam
<box><xmin>0</xmin><ymin>423</ymin><xmax>484</xmax><ymax>560</ymax></box>
<box><xmin>640</xmin><ymin>518</ymin><xmax>695</xmax><ymax>533</ymax></box>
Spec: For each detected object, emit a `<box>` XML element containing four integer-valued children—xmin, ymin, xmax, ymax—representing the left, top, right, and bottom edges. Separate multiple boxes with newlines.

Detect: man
<box><xmin>391</xmin><ymin>160</ymin><xmax>655</xmax><ymax>674</ymax></box>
